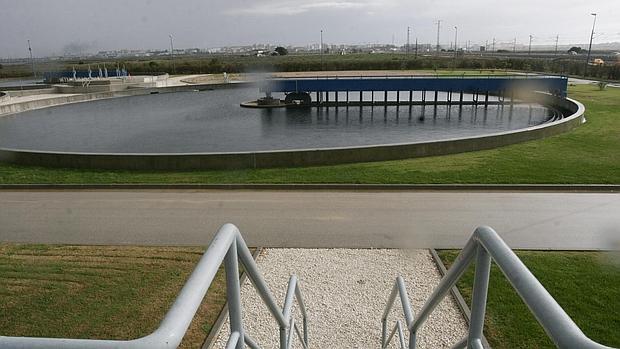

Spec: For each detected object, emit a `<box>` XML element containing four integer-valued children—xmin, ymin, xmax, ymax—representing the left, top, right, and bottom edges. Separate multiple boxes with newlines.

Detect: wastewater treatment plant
<box><xmin>0</xmin><ymin>74</ymin><xmax>584</xmax><ymax>170</ymax></box>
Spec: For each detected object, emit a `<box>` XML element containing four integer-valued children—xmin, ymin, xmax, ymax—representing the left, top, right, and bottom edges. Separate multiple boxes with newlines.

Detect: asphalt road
<box><xmin>0</xmin><ymin>190</ymin><xmax>618</xmax><ymax>250</ymax></box>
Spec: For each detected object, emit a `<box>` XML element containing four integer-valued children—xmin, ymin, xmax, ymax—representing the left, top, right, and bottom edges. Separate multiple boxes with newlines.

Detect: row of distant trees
<box><xmin>122</xmin><ymin>55</ymin><xmax>619</xmax><ymax>81</ymax></box>
<box><xmin>496</xmin><ymin>47</ymin><xmax>587</xmax><ymax>55</ymax></box>
<box><xmin>2</xmin><ymin>53</ymin><xmax>617</xmax><ymax>81</ymax></box>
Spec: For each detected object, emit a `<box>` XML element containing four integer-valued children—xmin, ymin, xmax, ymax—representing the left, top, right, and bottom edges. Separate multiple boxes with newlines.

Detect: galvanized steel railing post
<box><xmin>243</xmin><ymin>334</ymin><xmax>261</xmax><ymax>349</ymax></box>
<box><xmin>235</xmin><ymin>234</ymin><xmax>288</xmax><ymax>328</ymax></box>
<box><xmin>225</xmin><ymin>237</ymin><xmax>244</xmax><ymax>349</ymax></box>
<box><xmin>281</xmin><ymin>276</ymin><xmax>296</xmax><ymax>349</ymax></box>
<box><xmin>302</xmin><ymin>313</ymin><xmax>308</xmax><ymax>346</ymax></box>
<box><xmin>411</xmin><ymin>238</ymin><xmax>477</xmax><ymax>335</ymax></box>
<box><xmin>381</xmin><ymin>276</ymin><xmax>416</xmax><ymax>349</ymax></box>
<box><xmin>285</xmin><ymin>318</ymin><xmax>295</xmax><ymax>349</ymax></box>
<box><xmin>295</xmin><ymin>281</ymin><xmax>309</xmax><ymax>347</ymax></box>
<box><xmin>381</xmin><ymin>319</ymin><xmax>387</xmax><ymax>348</ymax></box>
<box><xmin>279</xmin><ymin>323</ymin><xmax>287</xmax><ymax>349</ymax></box>
<box><xmin>397</xmin><ymin>321</ymin><xmax>407</xmax><ymax>348</ymax></box>
<box><xmin>280</xmin><ymin>275</ymin><xmax>309</xmax><ymax>349</ymax></box>
<box><xmin>466</xmin><ymin>245</ymin><xmax>491</xmax><ymax>348</ymax></box>
<box><xmin>395</xmin><ymin>277</ymin><xmax>416</xmax><ymax>349</ymax></box>
<box><xmin>225</xmin><ymin>332</ymin><xmax>241</xmax><ymax>349</ymax></box>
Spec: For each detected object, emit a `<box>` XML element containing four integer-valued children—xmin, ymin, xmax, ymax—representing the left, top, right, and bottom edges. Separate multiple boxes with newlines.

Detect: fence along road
<box><xmin>0</xmin><ymin>190</ymin><xmax>618</xmax><ymax>250</ymax></box>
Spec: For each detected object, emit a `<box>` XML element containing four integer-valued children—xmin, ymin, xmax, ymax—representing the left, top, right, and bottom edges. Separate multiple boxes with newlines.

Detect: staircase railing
<box><xmin>381</xmin><ymin>225</ymin><xmax>616</xmax><ymax>349</ymax></box>
<box><xmin>0</xmin><ymin>223</ymin><xmax>309</xmax><ymax>349</ymax></box>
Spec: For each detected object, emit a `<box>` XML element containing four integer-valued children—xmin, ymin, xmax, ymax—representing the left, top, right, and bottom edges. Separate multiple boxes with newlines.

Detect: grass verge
<box><xmin>437</xmin><ymin>250</ymin><xmax>620</xmax><ymax>348</ymax></box>
<box><xmin>0</xmin><ymin>244</ymin><xmax>230</xmax><ymax>348</ymax></box>
<box><xmin>0</xmin><ymin>84</ymin><xmax>618</xmax><ymax>184</ymax></box>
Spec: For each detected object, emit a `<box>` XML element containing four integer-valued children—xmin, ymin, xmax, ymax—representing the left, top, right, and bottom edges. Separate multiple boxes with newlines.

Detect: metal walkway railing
<box><xmin>0</xmin><ymin>223</ymin><xmax>309</xmax><ymax>349</ymax></box>
<box><xmin>381</xmin><ymin>226</ymin><xmax>616</xmax><ymax>349</ymax></box>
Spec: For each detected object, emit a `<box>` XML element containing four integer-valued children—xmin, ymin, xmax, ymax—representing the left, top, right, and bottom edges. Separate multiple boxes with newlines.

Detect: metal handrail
<box><xmin>381</xmin><ymin>276</ymin><xmax>414</xmax><ymax>349</ymax></box>
<box><xmin>282</xmin><ymin>275</ymin><xmax>309</xmax><ymax>348</ymax></box>
<box><xmin>225</xmin><ymin>332</ymin><xmax>241</xmax><ymax>349</ymax></box>
<box><xmin>383</xmin><ymin>226</ymin><xmax>616</xmax><ymax>349</ymax></box>
<box><xmin>0</xmin><ymin>223</ymin><xmax>309</xmax><ymax>349</ymax></box>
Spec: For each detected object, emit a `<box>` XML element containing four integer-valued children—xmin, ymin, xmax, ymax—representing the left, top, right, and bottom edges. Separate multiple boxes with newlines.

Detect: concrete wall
<box><xmin>0</xmin><ymin>90</ymin><xmax>585</xmax><ymax>171</ymax></box>
<box><xmin>0</xmin><ymin>92</ymin><xmax>8</xmax><ymax>103</ymax></box>
<box><xmin>0</xmin><ymin>82</ymin><xmax>253</xmax><ymax>117</ymax></box>
<box><xmin>0</xmin><ymin>84</ymin><xmax>52</xmax><ymax>92</ymax></box>
<box><xmin>4</xmin><ymin>88</ymin><xmax>58</xmax><ymax>98</ymax></box>
<box><xmin>55</xmin><ymin>83</ymin><xmax>128</xmax><ymax>94</ymax></box>
<box><xmin>0</xmin><ymin>90</ymin><xmax>128</xmax><ymax>116</ymax></box>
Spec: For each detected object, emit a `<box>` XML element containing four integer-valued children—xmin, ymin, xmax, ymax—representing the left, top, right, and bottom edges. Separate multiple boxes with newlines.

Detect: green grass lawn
<box><xmin>0</xmin><ymin>84</ymin><xmax>618</xmax><ymax>184</ymax></box>
<box><xmin>0</xmin><ymin>244</ymin><xmax>228</xmax><ymax>348</ymax></box>
<box><xmin>438</xmin><ymin>250</ymin><xmax>620</xmax><ymax>348</ymax></box>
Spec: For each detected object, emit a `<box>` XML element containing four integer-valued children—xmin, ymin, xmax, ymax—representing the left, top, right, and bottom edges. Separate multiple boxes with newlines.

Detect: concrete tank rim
<box><xmin>0</xmin><ymin>94</ymin><xmax>585</xmax><ymax>157</ymax></box>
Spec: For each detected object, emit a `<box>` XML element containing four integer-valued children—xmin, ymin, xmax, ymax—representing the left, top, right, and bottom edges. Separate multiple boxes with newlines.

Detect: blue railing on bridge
<box><xmin>260</xmin><ymin>75</ymin><xmax>568</xmax><ymax>97</ymax></box>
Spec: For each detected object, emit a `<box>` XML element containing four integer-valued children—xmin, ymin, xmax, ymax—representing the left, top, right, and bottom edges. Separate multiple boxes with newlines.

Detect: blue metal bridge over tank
<box><xmin>259</xmin><ymin>75</ymin><xmax>568</xmax><ymax>103</ymax></box>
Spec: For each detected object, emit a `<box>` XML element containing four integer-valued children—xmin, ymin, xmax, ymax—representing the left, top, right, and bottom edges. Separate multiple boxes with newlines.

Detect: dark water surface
<box><xmin>0</xmin><ymin>87</ymin><xmax>561</xmax><ymax>153</ymax></box>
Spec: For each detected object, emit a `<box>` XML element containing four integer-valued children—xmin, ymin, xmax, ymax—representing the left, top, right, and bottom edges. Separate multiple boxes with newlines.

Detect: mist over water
<box><xmin>0</xmin><ymin>87</ymin><xmax>559</xmax><ymax>153</ymax></box>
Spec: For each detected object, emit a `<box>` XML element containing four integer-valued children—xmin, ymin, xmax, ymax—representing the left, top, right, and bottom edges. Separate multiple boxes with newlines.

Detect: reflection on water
<box><xmin>0</xmin><ymin>87</ymin><xmax>560</xmax><ymax>153</ymax></box>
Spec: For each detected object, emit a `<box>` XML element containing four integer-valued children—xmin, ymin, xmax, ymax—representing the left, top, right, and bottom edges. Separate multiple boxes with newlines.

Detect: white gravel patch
<box><xmin>212</xmin><ymin>249</ymin><xmax>467</xmax><ymax>348</ymax></box>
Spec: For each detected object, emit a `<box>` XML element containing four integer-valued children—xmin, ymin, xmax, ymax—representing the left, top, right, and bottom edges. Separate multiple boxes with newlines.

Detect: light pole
<box><xmin>320</xmin><ymin>29</ymin><xmax>324</xmax><ymax>71</ymax></box>
<box><xmin>169</xmin><ymin>34</ymin><xmax>175</xmax><ymax>74</ymax></box>
<box><xmin>406</xmin><ymin>26</ymin><xmax>410</xmax><ymax>55</ymax></box>
<box><xmin>528</xmin><ymin>35</ymin><xmax>533</xmax><ymax>56</ymax></box>
<box><xmin>453</xmin><ymin>26</ymin><xmax>458</xmax><ymax>68</ymax></box>
<box><xmin>435</xmin><ymin>20</ymin><xmax>442</xmax><ymax>52</ymax></box>
<box><xmin>27</xmin><ymin>40</ymin><xmax>35</xmax><ymax>78</ymax></box>
<box><xmin>584</xmin><ymin>13</ymin><xmax>597</xmax><ymax>77</ymax></box>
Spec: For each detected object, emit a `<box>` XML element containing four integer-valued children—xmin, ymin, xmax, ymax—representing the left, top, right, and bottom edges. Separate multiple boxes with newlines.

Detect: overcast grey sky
<box><xmin>1</xmin><ymin>0</ymin><xmax>619</xmax><ymax>57</ymax></box>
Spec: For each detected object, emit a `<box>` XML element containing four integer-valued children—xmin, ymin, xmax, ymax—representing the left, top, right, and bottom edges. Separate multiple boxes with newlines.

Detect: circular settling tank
<box><xmin>0</xmin><ymin>87</ymin><xmax>563</xmax><ymax>154</ymax></box>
